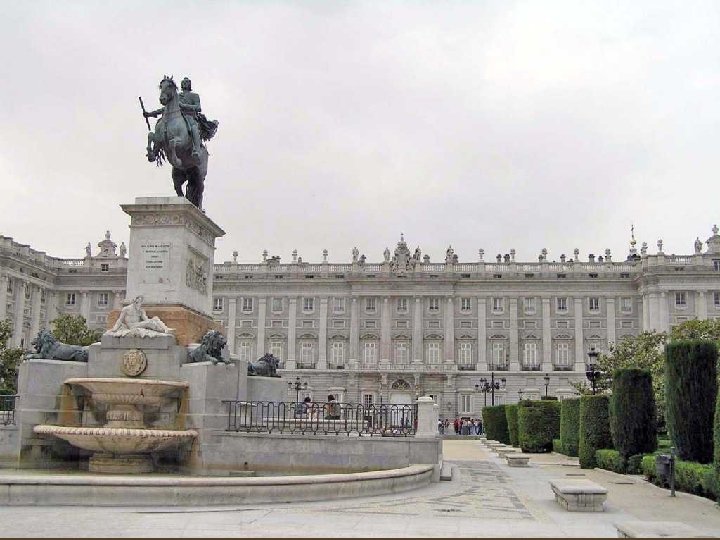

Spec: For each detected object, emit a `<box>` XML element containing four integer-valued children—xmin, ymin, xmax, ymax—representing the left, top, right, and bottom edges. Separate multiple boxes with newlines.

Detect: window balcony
<box><xmin>457</xmin><ymin>364</ymin><xmax>477</xmax><ymax>371</ymax></box>
<box><xmin>521</xmin><ymin>365</ymin><xmax>542</xmax><ymax>371</ymax></box>
<box><xmin>487</xmin><ymin>363</ymin><xmax>509</xmax><ymax>371</ymax></box>
<box><xmin>296</xmin><ymin>363</ymin><xmax>316</xmax><ymax>369</ymax></box>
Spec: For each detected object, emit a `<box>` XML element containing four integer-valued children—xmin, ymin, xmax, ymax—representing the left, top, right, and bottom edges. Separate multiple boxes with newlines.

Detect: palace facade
<box><xmin>3</xmin><ymin>227</ymin><xmax>720</xmax><ymax>418</ymax></box>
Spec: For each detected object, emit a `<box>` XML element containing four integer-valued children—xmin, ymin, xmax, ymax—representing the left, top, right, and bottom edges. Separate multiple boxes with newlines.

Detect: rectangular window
<box><xmin>589</xmin><ymin>297</ymin><xmax>600</xmax><ymax>311</ymax></box>
<box><xmin>300</xmin><ymin>342</ymin><xmax>314</xmax><ymax>365</ymax></box>
<box><xmin>332</xmin><ymin>297</ymin><xmax>345</xmax><ymax>313</ymax></box>
<box><xmin>238</xmin><ymin>340</ymin><xmax>252</xmax><ymax>363</ymax></box>
<box><xmin>621</xmin><ymin>297</ymin><xmax>632</xmax><ymax>312</ymax></box>
<box><xmin>491</xmin><ymin>342</ymin><xmax>505</xmax><ymax>366</ymax></box>
<box><xmin>523</xmin><ymin>342</ymin><xmax>538</xmax><ymax>368</ymax></box>
<box><xmin>302</xmin><ymin>297</ymin><xmax>314</xmax><ymax>312</ymax></box>
<box><xmin>556</xmin><ymin>297</ymin><xmax>568</xmax><ymax>311</ymax></box>
<box><xmin>428</xmin><ymin>298</ymin><xmax>439</xmax><ymax>312</ymax></box>
<box><xmin>396</xmin><ymin>298</ymin><xmax>408</xmax><ymax>312</ymax></box>
<box><xmin>428</xmin><ymin>320</ymin><xmax>440</xmax><ymax>329</ymax></box>
<box><xmin>65</xmin><ymin>293</ymin><xmax>76</xmax><ymax>306</ymax></box>
<box><xmin>394</xmin><ymin>342</ymin><xmax>409</xmax><ymax>364</ymax></box>
<box><xmin>97</xmin><ymin>293</ymin><xmax>109</xmax><ymax>307</ymax></box>
<box><xmin>363</xmin><ymin>341</ymin><xmax>377</xmax><ymax>364</ymax></box>
<box><xmin>427</xmin><ymin>342</ymin><xmax>441</xmax><ymax>364</ymax></box>
<box><xmin>269</xmin><ymin>340</ymin><xmax>283</xmax><ymax>360</ymax></box>
<box><xmin>365</xmin><ymin>320</ymin><xmax>376</xmax><ymax>328</ymax></box>
<box><xmin>332</xmin><ymin>320</ymin><xmax>345</xmax><ymax>328</ymax></box>
<box><xmin>365</xmin><ymin>297</ymin><xmax>376</xmax><ymax>312</ymax></box>
<box><xmin>100</xmin><ymin>263</ymin><xmax>109</xmax><ymax>272</ymax></box>
<box><xmin>362</xmin><ymin>394</ymin><xmax>374</xmax><ymax>408</ymax></box>
<box><xmin>330</xmin><ymin>341</ymin><xmax>345</xmax><ymax>366</ymax></box>
<box><xmin>458</xmin><ymin>342</ymin><xmax>472</xmax><ymax>365</ymax></box>
<box><xmin>555</xmin><ymin>343</ymin><xmax>570</xmax><ymax>367</ymax></box>
<box><xmin>271</xmin><ymin>298</ymin><xmax>283</xmax><ymax>312</ymax></box>
<box><xmin>460</xmin><ymin>321</ymin><xmax>472</xmax><ymax>329</ymax></box>
<box><xmin>396</xmin><ymin>320</ymin><xmax>408</xmax><ymax>329</ymax></box>
<box><xmin>242</xmin><ymin>297</ymin><xmax>253</xmax><ymax>312</ymax></box>
<box><xmin>6</xmin><ymin>280</ymin><xmax>12</xmax><ymax>294</ymax></box>
<box><xmin>675</xmin><ymin>292</ymin><xmax>687</xmax><ymax>307</ymax></box>
<box><xmin>492</xmin><ymin>297</ymin><xmax>503</xmax><ymax>312</ymax></box>
<box><xmin>714</xmin><ymin>292</ymin><xmax>720</xmax><ymax>307</ymax></box>
<box><xmin>460</xmin><ymin>298</ymin><xmax>471</xmax><ymax>312</ymax></box>
<box><xmin>524</xmin><ymin>297</ymin><xmax>536</xmax><ymax>314</ymax></box>
<box><xmin>621</xmin><ymin>320</ymin><xmax>633</xmax><ymax>328</ymax></box>
<box><xmin>460</xmin><ymin>394</ymin><xmax>472</xmax><ymax>414</ymax></box>
<box><xmin>213</xmin><ymin>297</ymin><xmax>224</xmax><ymax>312</ymax></box>
<box><xmin>714</xmin><ymin>260</ymin><xmax>720</xmax><ymax>271</ymax></box>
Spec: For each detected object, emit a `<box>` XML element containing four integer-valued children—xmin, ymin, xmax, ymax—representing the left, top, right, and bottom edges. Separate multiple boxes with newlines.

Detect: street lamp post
<box><xmin>475</xmin><ymin>372</ymin><xmax>507</xmax><ymax>407</ymax></box>
<box><xmin>543</xmin><ymin>373</ymin><xmax>550</xmax><ymax>398</ymax></box>
<box><xmin>585</xmin><ymin>347</ymin><xmax>601</xmax><ymax>395</ymax></box>
<box><xmin>518</xmin><ymin>388</ymin><xmax>524</xmax><ymax>402</ymax></box>
<box><xmin>287</xmin><ymin>376</ymin><xmax>308</xmax><ymax>403</ymax></box>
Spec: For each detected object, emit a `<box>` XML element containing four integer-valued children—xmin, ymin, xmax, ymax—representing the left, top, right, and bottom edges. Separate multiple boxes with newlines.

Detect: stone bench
<box><xmin>505</xmin><ymin>454</ymin><xmax>531</xmax><ymax>467</ymax></box>
<box><xmin>614</xmin><ymin>521</ymin><xmax>713</xmax><ymax>538</ymax></box>
<box><xmin>549</xmin><ymin>478</ymin><xmax>607</xmax><ymax>512</ymax></box>
<box><xmin>496</xmin><ymin>447</ymin><xmax>521</xmax><ymax>457</ymax></box>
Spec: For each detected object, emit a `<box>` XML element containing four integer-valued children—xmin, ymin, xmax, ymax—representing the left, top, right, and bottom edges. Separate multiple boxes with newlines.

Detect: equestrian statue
<box><xmin>141</xmin><ymin>76</ymin><xmax>219</xmax><ymax>209</ymax></box>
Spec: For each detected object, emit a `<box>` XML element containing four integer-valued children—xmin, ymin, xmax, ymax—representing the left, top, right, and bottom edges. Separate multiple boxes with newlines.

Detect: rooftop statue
<box><xmin>141</xmin><ymin>76</ymin><xmax>219</xmax><ymax>209</ymax></box>
<box><xmin>106</xmin><ymin>295</ymin><xmax>175</xmax><ymax>338</ymax></box>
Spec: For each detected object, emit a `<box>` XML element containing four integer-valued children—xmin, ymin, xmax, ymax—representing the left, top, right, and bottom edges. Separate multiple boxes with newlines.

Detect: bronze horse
<box><xmin>146</xmin><ymin>77</ymin><xmax>208</xmax><ymax>208</ymax></box>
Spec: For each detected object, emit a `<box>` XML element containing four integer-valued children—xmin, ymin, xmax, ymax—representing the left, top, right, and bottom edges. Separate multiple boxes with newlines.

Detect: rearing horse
<box><xmin>146</xmin><ymin>76</ymin><xmax>207</xmax><ymax>208</ymax></box>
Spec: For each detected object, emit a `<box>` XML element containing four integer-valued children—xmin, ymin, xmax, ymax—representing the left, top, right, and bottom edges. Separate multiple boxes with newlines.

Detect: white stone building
<box><xmin>3</xmin><ymin>227</ymin><xmax>720</xmax><ymax>418</ymax></box>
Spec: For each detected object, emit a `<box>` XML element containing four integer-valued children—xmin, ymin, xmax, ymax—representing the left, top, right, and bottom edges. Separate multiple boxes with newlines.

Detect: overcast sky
<box><xmin>1</xmin><ymin>1</ymin><xmax>719</xmax><ymax>265</ymax></box>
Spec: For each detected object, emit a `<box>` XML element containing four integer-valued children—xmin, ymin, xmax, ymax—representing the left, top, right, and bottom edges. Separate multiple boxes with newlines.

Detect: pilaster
<box><xmin>0</xmin><ymin>274</ymin><xmax>7</xmax><ymax>321</ymax></box>
<box><xmin>542</xmin><ymin>297</ymin><xmax>551</xmax><ymax>369</ymax></box>
<box><xmin>13</xmin><ymin>280</ymin><xmax>26</xmax><ymax>347</ymax></box>
<box><xmin>606</xmin><ymin>297</ymin><xmax>616</xmax><ymax>345</ymax></box>
<box><xmin>286</xmin><ymin>297</ymin><xmax>297</xmax><ymax>369</ymax></box>
<box><xmin>317</xmin><ymin>297</ymin><xmax>328</xmax><ymax>369</ymax></box>
<box><xmin>697</xmin><ymin>290</ymin><xmax>708</xmax><ymax>320</ymax></box>
<box><xmin>380</xmin><ymin>297</ymin><xmax>391</xmax><ymax>363</ymax></box>
<box><xmin>412</xmin><ymin>296</ymin><xmax>423</xmax><ymax>363</ymax></box>
<box><xmin>29</xmin><ymin>285</ymin><xmax>42</xmax><ymax>340</ymax></box>
<box><xmin>509</xmin><ymin>298</ymin><xmax>519</xmax><ymax>371</ymax></box>
<box><xmin>226</xmin><ymin>297</ymin><xmax>237</xmax><ymax>355</ymax></box>
<box><xmin>477</xmin><ymin>297</ymin><xmax>487</xmax><ymax>370</ymax></box>
<box><xmin>573</xmin><ymin>297</ymin><xmax>584</xmax><ymax>371</ymax></box>
<box><xmin>443</xmin><ymin>297</ymin><xmax>455</xmax><ymax>363</ymax></box>
<box><xmin>80</xmin><ymin>291</ymin><xmax>90</xmax><ymax>322</ymax></box>
<box><xmin>349</xmin><ymin>296</ymin><xmax>359</xmax><ymax>365</ymax></box>
<box><xmin>256</xmin><ymin>296</ymin><xmax>267</xmax><ymax>357</ymax></box>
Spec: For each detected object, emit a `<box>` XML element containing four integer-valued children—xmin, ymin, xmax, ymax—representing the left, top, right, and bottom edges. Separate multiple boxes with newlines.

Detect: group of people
<box><xmin>438</xmin><ymin>417</ymin><xmax>483</xmax><ymax>435</ymax></box>
<box><xmin>295</xmin><ymin>395</ymin><xmax>341</xmax><ymax>420</ymax></box>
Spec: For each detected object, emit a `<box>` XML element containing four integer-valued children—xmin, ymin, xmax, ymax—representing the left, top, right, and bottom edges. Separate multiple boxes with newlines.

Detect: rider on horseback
<box><xmin>144</xmin><ymin>77</ymin><xmax>204</xmax><ymax>159</ymax></box>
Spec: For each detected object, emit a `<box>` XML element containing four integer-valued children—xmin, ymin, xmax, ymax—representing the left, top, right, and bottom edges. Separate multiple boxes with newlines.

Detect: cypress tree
<box><xmin>579</xmin><ymin>395</ymin><xmax>612</xmax><ymax>469</ymax></box>
<box><xmin>610</xmin><ymin>368</ymin><xmax>657</xmax><ymax>459</ymax></box>
<box><xmin>665</xmin><ymin>340</ymin><xmax>717</xmax><ymax>463</ymax></box>
<box><xmin>559</xmin><ymin>398</ymin><xmax>581</xmax><ymax>457</ymax></box>
<box><xmin>517</xmin><ymin>400</ymin><xmax>561</xmax><ymax>453</ymax></box>
<box><xmin>506</xmin><ymin>404</ymin><xmax>519</xmax><ymax>446</ymax></box>
<box><xmin>483</xmin><ymin>405</ymin><xmax>510</xmax><ymax>444</ymax></box>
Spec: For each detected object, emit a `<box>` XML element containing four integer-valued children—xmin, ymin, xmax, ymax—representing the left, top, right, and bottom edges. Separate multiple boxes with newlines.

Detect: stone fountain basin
<box><xmin>33</xmin><ymin>425</ymin><xmax>198</xmax><ymax>454</ymax></box>
<box><xmin>64</xmin><ymin>377</ymin><xmax>189</xmax><ymax>407</ymax></box>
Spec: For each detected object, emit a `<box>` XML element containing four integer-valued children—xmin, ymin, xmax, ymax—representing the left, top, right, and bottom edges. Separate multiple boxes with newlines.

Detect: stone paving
<box><xmin>1</xmin><ymin>440</ymin><xmax>719</xmax><ymax>537</ymax></box>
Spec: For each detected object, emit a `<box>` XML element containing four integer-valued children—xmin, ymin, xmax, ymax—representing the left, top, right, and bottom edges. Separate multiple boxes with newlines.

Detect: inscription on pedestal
<box><xmin>141</xmin><ymin>243</ymin><xmax>171</xmax><ymax>271</ymax></box>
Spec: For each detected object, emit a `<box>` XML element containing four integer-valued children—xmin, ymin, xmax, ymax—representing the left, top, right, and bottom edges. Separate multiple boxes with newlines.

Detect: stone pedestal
<box><xmin>107</xmin><ymin>305</ymin><xmax>220</xmax><ymax>347</ymax></box>
<box><xmin>121</xmin><ymin>196</ymin><xmax>225</xmax><ymax>317</ymax></box>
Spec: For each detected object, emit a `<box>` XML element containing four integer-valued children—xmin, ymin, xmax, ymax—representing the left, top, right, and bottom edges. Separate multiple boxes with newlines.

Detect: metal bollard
<box><xmin>669</xmin><ymin>446</ymin><xmax>676</xmax><ymax>497</ymax></box>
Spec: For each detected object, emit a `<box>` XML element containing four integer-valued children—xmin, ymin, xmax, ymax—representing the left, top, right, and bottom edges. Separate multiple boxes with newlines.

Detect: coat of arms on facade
<box><xmin>122</xmin><ymin>349</ymin><xmax>148</xmax><ymax>377</ymax></box>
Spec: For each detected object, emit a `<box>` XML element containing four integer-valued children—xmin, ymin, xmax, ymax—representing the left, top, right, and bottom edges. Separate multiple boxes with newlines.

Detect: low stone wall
<box><xmin>0</xmin><ymin>464</ymin><xmax>434</xmax><ymax>506</ymax></box>
<box><xmin>0</xmin><ymin>426</ymin><xmax>19</xmax><ymax>467</ymax></box>
<box><xmin>194</xmin><ymin>431</ymin><xmax>442</xmax><ymax>476</ymax></box>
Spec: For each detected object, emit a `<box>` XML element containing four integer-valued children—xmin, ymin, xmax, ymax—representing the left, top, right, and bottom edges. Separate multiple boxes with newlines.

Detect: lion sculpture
<box><xmin>188</xmin><ymin>330</ymin><xmax>227</xmax><ymax>365</ymax></box>
<box><xmin>247</xmin><ymin>353</ymin><xmax>280</xmax><ymax>377</ymax></box>
<box><xmin>26</xmin><ymin>330</ymin><xmax>89</xmax><ymax>362</ymax></box>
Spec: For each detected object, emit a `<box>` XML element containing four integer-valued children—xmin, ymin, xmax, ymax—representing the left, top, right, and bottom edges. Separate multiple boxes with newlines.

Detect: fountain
<box><xmin>33</xmin><ymin>378</ymin><xmax>197</xmax><ymax>473</ymax></box>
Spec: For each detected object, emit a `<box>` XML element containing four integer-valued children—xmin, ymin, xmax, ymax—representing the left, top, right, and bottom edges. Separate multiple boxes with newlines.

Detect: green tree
<box><xmin>609</xmin><ymin>368</ymin><xmax>657</xmax><ymax>459</ymax></box>
<box><xmin>669</xmin><ymin>319</ymin><xmax>720</xmax><ymax>343</ymax></box>
<box><xmin>0</xmin><ymin>319</ymin><xmax>23</xmax><ymax>394</ymax></box>
<box><xmin>50</xmin><ymin>314</ymin><xmax>102</xmax><ymax>346</ymax></box>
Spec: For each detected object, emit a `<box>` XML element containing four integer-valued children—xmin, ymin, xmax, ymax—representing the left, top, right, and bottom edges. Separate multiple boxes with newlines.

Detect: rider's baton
<box><xmin>139</xmin><ymin>96</ymin><xmax>151</xmax><ymax>132</ymax></box>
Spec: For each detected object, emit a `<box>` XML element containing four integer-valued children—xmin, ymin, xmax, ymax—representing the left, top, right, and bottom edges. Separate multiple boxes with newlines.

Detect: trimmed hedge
<box><xmin>517</xmin><ymin>400</ymin><xmax>561</xmax><ymax>453</ymax></box>
<box><xmin>483</xmin><ymin>405</ymin><xmax>510</xmax><ymax>444</ymax></box>
<box><xmin>595</xmin><ymin>449</ymin><xmax>645</xmax><ymax>474</ymax></box>
<box><xmin>552</xmin><ymin>439</ymin><xmax>562</xmax><ymax>453</ymax></box>
<box><xmin>579</xmin><ymin>395</ymin><xmax>612</xmax><ymax>469</ymax></box>
<box><xmin>665</xmin><ymin>340</ymin><xmax>717</xmax><ymax>464</ymax></box>
<box><xmin>505</xmin><ymin>404</ymin><xmax>519</xmax><ymax>447</ymax></box>
<box><xmin>641</xmin><ymin>454</ymin><xmax>719</xmax><ymax>500</ymax></box>
<box><xmin>559</xmin><ymin>398</ymin><xmax>580</xmax><ymax>457</ymax></box>
<box><xmin>610</xmin><ymin>368</ymin><xmax>657</xmax><ymax>458</ymax></box>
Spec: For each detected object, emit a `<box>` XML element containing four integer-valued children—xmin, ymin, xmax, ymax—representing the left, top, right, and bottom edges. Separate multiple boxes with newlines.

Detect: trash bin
<box><xmin>655</xmin><ymin>454</ymin><xmax>671</xmax><ymax>482</ymax></box>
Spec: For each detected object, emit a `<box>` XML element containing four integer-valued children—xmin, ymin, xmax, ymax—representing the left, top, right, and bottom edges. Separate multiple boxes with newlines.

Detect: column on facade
<box><xmin>659</xmin><ymin>292</ymin><xmax>669</xmax><ymax>332</ymax></box>
<box><xmin>256</xmin><ymin>297</ymin><xmax>267</xmax><ymax>358</ymax></box>
<box><xmin>317</xmin><ymin>297</ymin><xmax>328</xmax><ymax>369</ymax></box>
<box><xmin>44</xmin><ymin>290</ymin><xmax>57</xmax><ymax>329</ymax></box>
<box><xmin>542</xmin><ymin>297</ymin><xmax>551</xmax><ymax>369</ymax></box>
<box><xmin>349</xmin><ymin>296</ymin><xmax>359</xmax><ymax>366</ymax></box>
<box><xmin>641</xmin><ymin>294</ymin><xmax>649</xmax><ymax>331</ymax></box>
<box><xmin>226</xmin><ymin>297</ymin><xmax>237</xmax><ymax>355</ymax></box>
<box><xmin>509</xmin><ymin>298</ymin><xmax>519</xmax><ymax>370</ymax></box>
<box><xmin>0</xmin><ymin>274</ymin><xmax>7</xmax><ymax>321</ymax></box>
<box><xmin>286</xmin><ymin>297</ymin><xmax>297</xmax><ymax>369</ymax></box>
<box><xmin>13</xmin><ymin>280</ymin><xmax>27</xmax><ymax>347</ymax></box>
<box><xmin>412</xmin><ymin>296</ymin><xmax>423</xmax><ymax>363</ymax></box>
<box><xmin>696</xmin><ymin>290</ymin><xmax>708</xmax><ymax>320</ymax></box>
<box><xmin>477</xmin><ymin>297</ymin><xmax>487</xmax><ymax>370</ymax></box>
<box><xmin>648</xmin><ymin>292</ymin><xmax>660</xmax><ymax>331</ymax></box>
<box><xmin>573</xmin><ymin>297</ymin><xmax>584</xmax><ymax>371</ymax></box>
<box><xmin>606</xmin><ymin>297</ymin><xmax>616</xmax><ymax>345</ymax></box>
<box><xmin>29</xmin><ymin>285</ymin><xmax>42</xmax><ymax>339</ymax></box>
<box><xmin>80</xmin><ymin>291</ymin><xmax>90</xmax><ymax>322</ymax></box>
<box><xmin>380</xmin><ymin>297</ymin><xmax>391</xmax><ymax>363</ymax></box>
<box><xmin>443</xmin><ymin>296</ymin><xmax>455</xmax><ymax>363</ymax></box>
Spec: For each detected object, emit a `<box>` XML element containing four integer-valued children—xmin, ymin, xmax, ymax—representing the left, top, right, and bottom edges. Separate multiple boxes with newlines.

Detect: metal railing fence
<box><xmin>222</xmin><ymin>400</ymin><xmax>417</xmax><ymax>436</ymax></box>
<box><xmin>0</xmin><ymin>395</ymin><xmax>17</xmax><ymax>426</ymax></box>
